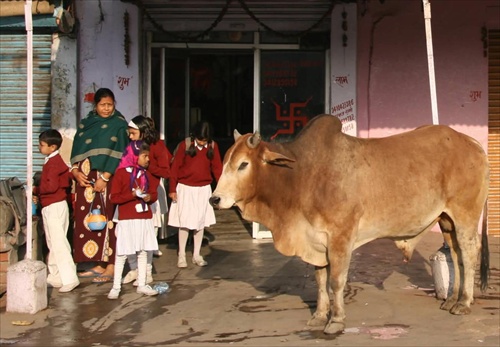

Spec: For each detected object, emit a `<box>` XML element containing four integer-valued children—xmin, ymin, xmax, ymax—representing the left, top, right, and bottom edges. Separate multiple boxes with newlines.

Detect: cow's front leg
<box><xmin>307</xmin><ymin>265</ymin><xmax>329</xmax><ymax>327</ymax></box>
<box><xmin>324</xmin><ymin>247</ymin><xmax>353</xmax><ymax>335</ymax></box>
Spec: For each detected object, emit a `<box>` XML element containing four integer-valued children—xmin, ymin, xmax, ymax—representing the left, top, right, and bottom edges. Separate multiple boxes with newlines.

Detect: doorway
<box><xmin>150</xmin><ymin>49</ymin><xmax>254</xmax><ymax>158</ymax></box>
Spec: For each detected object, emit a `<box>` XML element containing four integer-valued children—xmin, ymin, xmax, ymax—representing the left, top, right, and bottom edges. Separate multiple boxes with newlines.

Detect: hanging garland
<box><xmin>124</xmin><ymin>10</ymin><xmax>131</xmax><ymax>66</ymax></box>
<box><xmin>237</xmin><ymin>0</ymin><xmax>335</xmax><ymax>38</ymax></box>
<box><xmin>128</xmin><ymin>0</ymin><xmax>335</xmax><ymax>42</ymax></box>
<box><xmin>129</xmin><ymin>0</ymin><xmax>232</xmax><ymax>41</ymax></box>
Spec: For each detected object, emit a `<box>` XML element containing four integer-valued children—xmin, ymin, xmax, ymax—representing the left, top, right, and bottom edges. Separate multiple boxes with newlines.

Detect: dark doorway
<box><xmin>151</xmin><ymin>49</ymin><xmax>254</xmax><ymax>159</ymax></box>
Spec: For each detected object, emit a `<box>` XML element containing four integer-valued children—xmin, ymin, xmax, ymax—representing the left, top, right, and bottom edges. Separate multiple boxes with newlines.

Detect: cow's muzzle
<box><xmin>209</xmin><ymin>196</ymin><xmax>220</xmax><ymax>208</ymax></box>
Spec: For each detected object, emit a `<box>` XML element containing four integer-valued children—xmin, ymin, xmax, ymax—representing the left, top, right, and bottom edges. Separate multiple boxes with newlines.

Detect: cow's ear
<box><xmin>234</xmin><ymin>129</ymin><xmax>241</xmax><ymax>141</ymax></box>
<box><xmin>263</xmin><ymin>148</ymin><xmax>295</xmax><ymax>166</ymax></box>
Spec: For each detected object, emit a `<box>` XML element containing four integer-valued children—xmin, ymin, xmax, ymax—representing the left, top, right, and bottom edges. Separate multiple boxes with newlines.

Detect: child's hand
<box><xmin>169</xmin><ymin>192</ymin><xmax>177</xmax><ymax>203</ymax></box>
<box><xmin>32</xmin><ymin>196</ymin><xmax>38</xmax><ymax>204</ymax></box>
<box><xmin>142</xmin><ymin>194</ymin><xmax>151</xmax><ymax>202</ymax></box>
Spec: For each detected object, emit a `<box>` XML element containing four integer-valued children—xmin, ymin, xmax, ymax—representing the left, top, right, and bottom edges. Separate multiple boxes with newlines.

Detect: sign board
<box><xmin>330</xmin><ymin>3</ymin><xmax>357</xmax><ymax>135</ymax></box>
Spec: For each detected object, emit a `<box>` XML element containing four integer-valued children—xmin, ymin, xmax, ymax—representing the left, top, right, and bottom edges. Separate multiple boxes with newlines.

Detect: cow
<box><xmin>209</xmin><ymin>114</ymin><xmax>489</xmax><ymax>335</ymax></box>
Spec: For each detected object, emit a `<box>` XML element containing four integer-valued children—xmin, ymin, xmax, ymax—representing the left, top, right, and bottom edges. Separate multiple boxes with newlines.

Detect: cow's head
<box><xmin>209</xmin><ymin>129</ymin><xmax>295</xmax><ymax>214</ymax></box>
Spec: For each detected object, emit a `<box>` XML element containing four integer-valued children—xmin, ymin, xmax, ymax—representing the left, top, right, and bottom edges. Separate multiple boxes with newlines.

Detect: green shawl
<box><xmin>70</xmin><ymin>110</ymin><xmax>129</xmax><ymax>174</ymax></box>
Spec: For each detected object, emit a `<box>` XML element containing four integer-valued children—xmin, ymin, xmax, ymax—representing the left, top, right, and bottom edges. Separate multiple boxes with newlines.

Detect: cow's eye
<box><xmin>238</xmin><ymin>162</ymin><xmax>248</xmax><ymax>171</ymax></box>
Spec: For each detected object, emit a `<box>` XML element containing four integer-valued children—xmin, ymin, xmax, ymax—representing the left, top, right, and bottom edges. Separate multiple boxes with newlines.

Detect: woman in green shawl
<box><xmin>70</xmin><ymin>88</ymin><xmax>129</xmax><ymax>283</ymax></box>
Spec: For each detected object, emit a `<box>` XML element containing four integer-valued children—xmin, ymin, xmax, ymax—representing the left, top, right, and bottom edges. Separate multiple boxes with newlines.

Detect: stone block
<box><xmin>6</xmin><ymin>259</ymin><xmax>47</xmax><ymax>314</ymax></box>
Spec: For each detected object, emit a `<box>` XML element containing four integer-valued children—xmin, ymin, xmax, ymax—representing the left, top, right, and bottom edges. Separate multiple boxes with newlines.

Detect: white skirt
<box><xmin>168</xmin><ymin>183</ymin><xmax>216</xmax><ymax>230</ymax></box>
<box><xmin>115</xmin><ymin>218</ymin><xmax>158</xmax><ymax>256</ymax></box>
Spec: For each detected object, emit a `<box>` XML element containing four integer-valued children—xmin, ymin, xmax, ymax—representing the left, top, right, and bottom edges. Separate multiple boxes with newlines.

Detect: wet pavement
<box><xmin>0</xmin><ymin>208</ymin><xmax>499</xmax><ymax>347</ymax></box>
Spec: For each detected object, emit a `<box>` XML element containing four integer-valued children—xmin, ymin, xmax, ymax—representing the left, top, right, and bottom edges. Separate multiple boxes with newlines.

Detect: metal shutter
<box><xmin>488</xmin><ymin>29</ymin><xmax>500</xmax><ymax>235</ymax></box>
<box><xmin>0</xmin><ymin>34</ymin><xmax>51</xmax><ymax>182</ymax></box>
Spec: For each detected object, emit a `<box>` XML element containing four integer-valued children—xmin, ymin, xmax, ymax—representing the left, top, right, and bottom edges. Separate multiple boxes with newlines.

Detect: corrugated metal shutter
<box><xmin>0</xmin><ymin>34</ymin><xmax>51</xmax><ymax>182</ymax></box>
<box><xmin>488</xmin><ymin>29</ymin><xmax>500</xmax><ymax>235</ymax></box>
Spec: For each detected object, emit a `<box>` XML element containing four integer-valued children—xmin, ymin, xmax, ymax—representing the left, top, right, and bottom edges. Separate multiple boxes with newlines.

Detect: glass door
<box><xmin>252</xmin><ymin>50</ymin><xmax>326</xmax><ymax>238</ymax></box>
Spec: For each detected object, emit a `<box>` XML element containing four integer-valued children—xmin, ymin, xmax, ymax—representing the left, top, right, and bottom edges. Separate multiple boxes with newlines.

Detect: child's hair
<box><xmin>130</xmin><ymin>115</ymin><xmax>160</xmax><ymax>144</ymax></box>
<box><xmin>138</xmin><ymin>141</ymin><xmax>150</xmax><ymax>155</ymax></box>
<box><xmin>130</xmin><ymin>140</ymin><xmax>150</xmax><ymax>156</ymax></box>
<box><xmin>186</xmin><ymin>121</ymin><xmax>214</xmax><ymax>159</ymax></box>
<box><xmin>39</xmin><ymin>129</ymin><xmax>63</xmax><ymax>149</ymax></box>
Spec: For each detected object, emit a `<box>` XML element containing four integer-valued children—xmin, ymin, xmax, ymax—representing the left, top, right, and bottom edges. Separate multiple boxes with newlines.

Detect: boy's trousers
<box><xmin>42</xmin><ymin>200</ymin><xmax>78</xmax><ymax>286</ymax></box>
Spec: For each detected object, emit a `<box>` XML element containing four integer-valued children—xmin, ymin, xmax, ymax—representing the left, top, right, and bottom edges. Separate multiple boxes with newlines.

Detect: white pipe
<box><xmin>160</xmin><ymin>48</ymin><xmax>165</xmax><ymax>139</ymax></box>
<box><xmin>422</xmin><ymin>0</ymin><xmax>439</xmax><ymax>125</ymax></box>
<box><xmin>24</xmin><ymin>0</ymin><xmax>33</xmax><ymax>259</ymax></box>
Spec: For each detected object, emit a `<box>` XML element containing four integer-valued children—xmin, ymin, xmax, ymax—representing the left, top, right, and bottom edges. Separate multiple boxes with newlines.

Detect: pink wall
<box><xmin>356</xmin><ymin>0</ymin><xmax>499</xmax><ymax>149</ymax></box>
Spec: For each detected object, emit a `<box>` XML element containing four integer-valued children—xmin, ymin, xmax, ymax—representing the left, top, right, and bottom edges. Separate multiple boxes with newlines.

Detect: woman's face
<box><xmin>95</xmin><ymin>96</ymin><xmax>115</xmax><ymax>118</ymax></box>
<box><xmin>128</xmin><ymin>127</ymin><xmax>142</xmax><ymax>141</ymax></box>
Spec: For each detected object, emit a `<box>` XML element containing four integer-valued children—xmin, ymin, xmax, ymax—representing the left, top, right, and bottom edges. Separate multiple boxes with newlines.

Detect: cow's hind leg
<box><xmin>439</xmin><ymin>214</ymin><xmax>479</xmax><ymax>314</ymax></box>
<box><xmin>307</xmin><ymin>266</ymin><xmax>329</xmax><ymax>327</ymax></box>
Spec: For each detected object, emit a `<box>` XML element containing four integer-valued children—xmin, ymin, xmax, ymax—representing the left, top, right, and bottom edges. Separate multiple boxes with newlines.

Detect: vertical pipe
<box><xmin>422</xmin><ymin>0</ymin><xmax>439</xmax><ymax>125</ymax></box>
<box><xmin>146</xmin><ymin>32</ymin><xmax>152</xmax><ymax>122</ymax></box>
<box><xmin>24</xmin><ymin>0</ymin><xmax>33</xmax><ymax>260</ymax></box>
<box><xmin>185</xmin><ymin>56</ymin><xmax>190</xmax><ymax>136</ymax></box>
<box><xmin>252</xmin><ymin>32</ymin><xmax>260</xmax><ymax>239</ymax></box>
<box><xmin>160</xmin><ymin>48</ymin><xmax>166</xmax><ymax>139</ymax></box>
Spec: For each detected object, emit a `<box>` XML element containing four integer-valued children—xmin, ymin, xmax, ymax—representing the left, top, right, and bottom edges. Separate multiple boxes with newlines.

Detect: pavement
<box><xmin>0</xmin><ymin>208</ymin><xmax>499</xmax><ymax>347</ymax></box>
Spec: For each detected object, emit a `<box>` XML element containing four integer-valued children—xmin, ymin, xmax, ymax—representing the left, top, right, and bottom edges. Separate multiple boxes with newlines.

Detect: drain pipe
<box><xmin>25</xmin><ymin>0</ymin><xmax>33</xmax><ymax>260</ymax></box>
<box><xmin>422</xmin><ymin>0</ymin><xmax>439</xmax><ymax>125</ymax></box>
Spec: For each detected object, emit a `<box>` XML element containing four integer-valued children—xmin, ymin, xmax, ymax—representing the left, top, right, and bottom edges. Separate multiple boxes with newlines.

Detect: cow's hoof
<box><xmin>307</xmin><ymin>314</ymin><xmax>328</xmax><ymax>327</ymax></box>
<box><xmin>450</xmin><ymin>303</ymin><xmax>471</xmax><ymax>315</ymax></box>
<box><xmin>323</xmin><ymin>321</ymin><xmax>345</xmax><ymax>335</ymax></box>
<box><xmin>440</xmin><ymin>298</ymin><xmax>457</xmax><ymax>311</ymax></box>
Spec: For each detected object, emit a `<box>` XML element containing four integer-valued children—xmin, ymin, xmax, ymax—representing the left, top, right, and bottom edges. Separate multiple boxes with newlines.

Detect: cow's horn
<box><xmin>247</xmin><ymin>131</ymin><xmax>261</xmax><ymax>148</ymax></box>
<box><xmin>234</xmin><ymin>129</ymin><xmax>241</xmax><ymax>141</ymax></box>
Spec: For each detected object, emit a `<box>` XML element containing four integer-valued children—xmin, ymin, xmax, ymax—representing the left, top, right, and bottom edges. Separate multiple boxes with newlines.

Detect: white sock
<box><xmin>137</xmin><ymin>250</ymin><xmax>147</xmax><ymax>287</ymax></box>
<box><xmin>113</xmin><ymin>255</ymin><xmax>126</xmax><ymax>290</ymax></box>
<box><xmin>193</xmin><ymin>229</ymin><xmax>204</xmax><ymax>258</ymax></box>
<box><xmin>178</xmin><ymin>228</ymin><xmax>189</xmax><ymax>256</ymax></box>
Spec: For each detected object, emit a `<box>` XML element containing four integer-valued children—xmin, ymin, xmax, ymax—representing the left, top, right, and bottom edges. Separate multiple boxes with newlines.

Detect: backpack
<box><xmin>0</xmin><ymin>177</ymin><xmax>27</xmax><ymax>227</ymax></box>
<box><xmin>171</xmin><ymin>137</ymin><xmax>215</xmax><ymax>163</ymax></box>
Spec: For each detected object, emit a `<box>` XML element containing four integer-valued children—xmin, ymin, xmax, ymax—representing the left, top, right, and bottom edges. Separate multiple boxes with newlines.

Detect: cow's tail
<box><xmin>480</xmin><ymin>200</ymin><xmax>489</xmax><ymax>292</ymax></box>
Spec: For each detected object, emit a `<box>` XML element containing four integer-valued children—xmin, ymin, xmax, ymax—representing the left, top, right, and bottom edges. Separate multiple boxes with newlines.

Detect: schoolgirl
<box><xmin>121</xmin><ymin>115</ymin><xmax>172</xmax><ymax>285</ymax></box>
<box><xmin>108</xmin><ymin>140</ymin><xmax>159</xmax><ymax>299</ymax></box>
<box><xmin>168</xmin><ymin>121</ymin><xmax>223</xmax><ymax>268</ymax></box>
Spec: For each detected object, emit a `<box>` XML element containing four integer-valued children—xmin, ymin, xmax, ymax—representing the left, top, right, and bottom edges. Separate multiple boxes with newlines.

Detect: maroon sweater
<box><xmin>39</xmin><ymin>153</ymin><xmax>71</xmax><ymax>208</ymax></box>
<box><xmin>110</xmin><ymin>168</ymin><xmax>158</xmax><ymax>220</ymax></box>
<box><xmin>169</xmin><ymin>140</ymin><xmax>223</xmax><ymax>193</ymax></box>
<box><xmin>148</xmin><ymin>140</ymin><xmax>172</xmax><ymax>188</ymax></box>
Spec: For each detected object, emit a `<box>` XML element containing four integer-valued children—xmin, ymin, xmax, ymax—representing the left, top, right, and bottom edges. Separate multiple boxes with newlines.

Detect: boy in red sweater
<box><xmin>108</xmin><ymin>140</ymin><xmax>159</xmax><ymax>299</ymax></box>
<box><xmin>38</xmin><ymin>129</ymin><xmax>79</xmax><ymax>292</ymax></box>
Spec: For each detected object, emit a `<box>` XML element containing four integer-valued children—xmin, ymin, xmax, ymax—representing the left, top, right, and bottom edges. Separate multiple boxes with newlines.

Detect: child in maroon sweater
<box><xmin>168</xmin><ymin>121</ymin><xmax>223</xmax><ymax>268</ymax></box>
<box><xmin>121</xmin><ymin>115</ymin><xmax>172</xmax><ymax>285</ymax></box>
<box><xmin>38</xmin><ymin>129</ymin><xmax>79</xmax><ymax>292</ymax></box>
<box><xmin>108</xmin><ymin>140</ymin><xmax>159</xmax><ymax>299</ymax></box>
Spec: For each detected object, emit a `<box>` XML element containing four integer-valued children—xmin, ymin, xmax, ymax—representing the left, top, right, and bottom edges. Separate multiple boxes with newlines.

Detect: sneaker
<box><xmin>59</xmin><ymin>281</ymin><xmax>80</xmax><ymax>293</ymax></box>
<box><xmin>122</xmin><ymin>269</ymin><xmax>137</xmax><ymax>284</ymax></box>
<box><xmin>177</xmin><ymin>255</ymin><xmax>187</xmax><ymax>268</ymax></box>
<box><xmin>107</xmin><ymin>287</ymin><xmax>121</xmax><ymax>300</ymax></box>
<box><xmin>137</xmin><ymin>285</ymin><xmax>158</xmax><ymax>296</ymax></box>
<box><xmin>192</xmin><ymin>256</ymin><xmax>208</xmax><ymax>267</ymax></box>
<box><xmin>47</xmin><ymin>279</ymin><xmax>63</xmax><ymax>288</ymax></box>
<box><xmin>153</xmin><ymin>250</ymin><xmax>163</xmax><ymax>257</ymax></box>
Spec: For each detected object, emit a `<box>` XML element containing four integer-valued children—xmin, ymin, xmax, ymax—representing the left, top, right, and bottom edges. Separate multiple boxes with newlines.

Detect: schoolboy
<box><xmin>38</xmin><ymin>129</ymin><xmax>79</xmax><ymax>292</ymax></box>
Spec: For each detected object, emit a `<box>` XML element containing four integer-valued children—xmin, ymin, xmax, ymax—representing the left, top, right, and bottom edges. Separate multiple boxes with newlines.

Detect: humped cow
<box><xmin>209</xmin><ymin>114</ymin><xmax>489</xmax><ymax>335</ymax></box>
